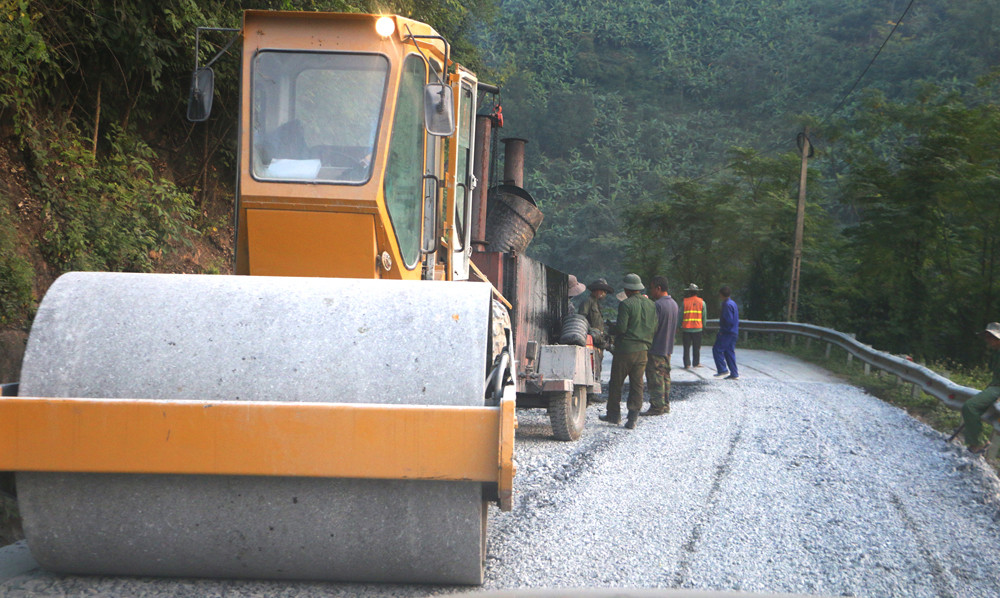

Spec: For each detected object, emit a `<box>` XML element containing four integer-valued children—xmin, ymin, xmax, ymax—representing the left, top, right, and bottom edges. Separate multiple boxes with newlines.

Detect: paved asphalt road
<box><xmin>2</xmin><ymin>349</ymin><xmax>999</xmax><ymax>597</ymax></box>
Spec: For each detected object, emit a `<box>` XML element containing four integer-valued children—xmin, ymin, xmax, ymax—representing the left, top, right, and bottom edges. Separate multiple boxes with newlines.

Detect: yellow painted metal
<box><xmin>245</xmin><ymin>209</ymin><xmax>376</xmax><ymax>278</ymax></box>
<box><xmin>497</xmin><ymin>393</ymin><xmax>515</xmax><ymax>510</ymax></box>
<box><xmin>235</xmin><ymin>11</ymin><xmax>451</xmax><ymax>281</ymax></box>
<box><xmin>0</xmin><ymin>397</ymin><xmax>508</xmax><ymax>484</ymax></box>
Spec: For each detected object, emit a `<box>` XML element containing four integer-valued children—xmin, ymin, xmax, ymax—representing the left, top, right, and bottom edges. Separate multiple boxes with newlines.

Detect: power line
<box><xmin>819</xmin><ymin>0</ymin><xmax>918</xmax><ymax>126</ymax></box>
<box><xmin>690</xmin><ymin>0</ymin><xmax>918</xmax><ymax>184</ymax></box>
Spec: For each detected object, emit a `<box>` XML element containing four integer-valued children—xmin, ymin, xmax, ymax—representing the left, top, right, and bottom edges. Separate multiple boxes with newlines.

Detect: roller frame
<box><xmin>0</xmin><ymin>395</ymin><xmax>515</xmax><ymax>510</ymax></box>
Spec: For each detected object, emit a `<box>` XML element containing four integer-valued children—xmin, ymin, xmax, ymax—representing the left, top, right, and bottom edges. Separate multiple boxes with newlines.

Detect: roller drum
<box><xmin>16</xmin><ymin>272</ymin><xmax>494</xmax><ymax>583</ymax></box>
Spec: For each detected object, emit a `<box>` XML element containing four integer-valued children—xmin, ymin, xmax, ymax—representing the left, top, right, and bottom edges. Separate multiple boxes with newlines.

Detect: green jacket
<box><xmin>615</xmin><ymin>293</ymin><xmax>657</xmax><ymax>354</ymax></box>
<box><xmin>990</xmin><ymin>349</ymin><xmax>1000</xmax><ymax>387</ymax></box>
<box><xmin>578</xmin><ymin>295</ymin><xmax>605</xmax><ymax>331</ymax></box>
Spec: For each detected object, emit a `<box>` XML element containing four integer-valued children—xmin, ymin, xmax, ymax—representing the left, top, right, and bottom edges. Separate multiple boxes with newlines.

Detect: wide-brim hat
<box><xmin>622</xmin><ymin>273</ymin><xmax>644</xmax><ymax>291</ymax></box>
<box><xmin>685</xmin><ymin>283</ymin><xmax>701</xmax><ymax>292</ymax></box>
<box><xmin>588</xmin><ymin>278</ymin><xmax>614</xmax><ymax>294</ymax></box>
<box><xmin>567</xmin><ymin>274</ymin><xmax>586</xmax><ymax>297</ymax></box>
<box><xmin>985</xmin><ymin>322</ymin><xmax>1000</xmax><ymax>340</ymax></box>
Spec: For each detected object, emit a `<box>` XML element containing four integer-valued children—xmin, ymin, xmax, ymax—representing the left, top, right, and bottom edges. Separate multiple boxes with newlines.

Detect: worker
<box><xmin>580</xmin><ymin>278</ymin><xmax>614</xmax><ymax>403</ymax></box>
<box><xmin>642</xmin><ymin>276</ymin><xmax>678</xmax><ymax>416</ymax></box>
<box><xmin>712</xmin><ymin>285</ymin><xmax>740</xmax><ymax>380</ymax></box>
<box><xmin>681</xmin><ymin>283</ymin><xmax>706</xmax><ymax>368</ymax></box>
<box><xmin>962</xmin><ymin>322</ymin><xmax>1000</xmax><ymax>453</ymax></box>
<box><xmin>601</xmin><ymin>273</ymin><xmax>657</xmax><ymax>430</ymax></box>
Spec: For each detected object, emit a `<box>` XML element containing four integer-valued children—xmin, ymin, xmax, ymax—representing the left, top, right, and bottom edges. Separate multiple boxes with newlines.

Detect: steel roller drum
<box><xmin>16</xmin><ymin>272</ymin><xmax>493</xmax><ymax>583</ymax></box>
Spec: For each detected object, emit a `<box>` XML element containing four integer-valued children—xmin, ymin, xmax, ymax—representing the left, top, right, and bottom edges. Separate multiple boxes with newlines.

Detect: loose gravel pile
<box><xmin>3</xmin><ymin>361</ymin><xmax>1000</xmax><ymax>598</ymax></box>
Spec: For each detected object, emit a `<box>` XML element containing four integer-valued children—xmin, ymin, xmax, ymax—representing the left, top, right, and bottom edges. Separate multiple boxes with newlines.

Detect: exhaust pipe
<box><xmin>471</xmin><ymin>115</ymin><xmax>493</xmax><ymax>251</ymax></box>
<box><xmin>502</xmin><ymin>138</ymin><xmax>527</xmax><ymax>188</ymax></box>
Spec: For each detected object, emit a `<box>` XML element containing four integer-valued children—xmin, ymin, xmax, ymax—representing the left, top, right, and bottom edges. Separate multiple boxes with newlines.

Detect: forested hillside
<box><xmin>482</xmin><ymin>0</ymin><xmax>1000</xmax><ymax>364</ymax></box>
<box><xmin>1</xmin><ymin>0</ymin><xmax>998</xmax><ymax>376</ymax></box>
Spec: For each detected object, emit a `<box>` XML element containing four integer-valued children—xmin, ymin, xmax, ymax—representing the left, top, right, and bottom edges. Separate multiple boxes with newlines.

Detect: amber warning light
<box><xmin>375</xmin><ymin>16</ymin><xmax>395</xmax><ymax>38</ymax></box>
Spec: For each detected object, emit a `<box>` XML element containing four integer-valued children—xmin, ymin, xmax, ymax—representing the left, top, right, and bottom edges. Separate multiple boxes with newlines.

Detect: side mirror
<box><xmin>187</xmin><ymin>67</ymin><xmax>215</xmax><ymax>122</ymax></box>
<box><xmin>424</xmin><ymin>83</ymin><xmax>455</xmax><ymax>136</ymax></box>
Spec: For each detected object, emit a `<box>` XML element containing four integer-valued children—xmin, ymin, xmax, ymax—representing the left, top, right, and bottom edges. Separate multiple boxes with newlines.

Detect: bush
<box><xmin>0</xmin><ymin>205</ymin><xmax>33</xmax><ymax>327</ymax></box>
<box><xmin>27</xmin><ymin>122</ymin><xmax>197</xmax><ymax>272</ymax></box>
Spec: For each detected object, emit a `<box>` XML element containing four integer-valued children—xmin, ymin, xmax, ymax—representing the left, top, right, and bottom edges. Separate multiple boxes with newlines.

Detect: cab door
<box><xmin>449</xmin><ymin>73</ymin><xmax>477</xmax><ymax>281</ymax></box>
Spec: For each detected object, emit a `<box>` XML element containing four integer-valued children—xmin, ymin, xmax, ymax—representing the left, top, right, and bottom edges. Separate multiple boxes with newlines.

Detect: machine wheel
<box><xmin>548</xmin><ymin>386</ymin><xmax>587</xmax><ymax>441</ymax></box>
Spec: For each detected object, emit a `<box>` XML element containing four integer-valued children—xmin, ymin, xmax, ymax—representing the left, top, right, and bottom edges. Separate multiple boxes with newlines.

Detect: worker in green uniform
<box><xmin>580</xmin><ymin>278</ymin><xmax>614</xmax><ymax>403</ymax></box>
<box><xmin>962</xmin><ymin>322</ymin><xmax>1000</xmax><ymax>453</ymax></box>
<box><xmin>600</xmin><ymin>273</ymin><xmax>657</xmax><ymax>430</ymax></box>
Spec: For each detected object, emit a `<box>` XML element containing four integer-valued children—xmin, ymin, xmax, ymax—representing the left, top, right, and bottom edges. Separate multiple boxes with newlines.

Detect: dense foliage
<box><xmin>0</xmin><ymin>0</ymin><xmax>494</xmax><ymax>328</ymax></box>
<box><xmin>1</xmin><ymin>0</ymin><xmax>999</xmax><ymax>368</ymax></box>
<box><xmin>482</xmin><ymin>0</ymin><xmax>1000</xmax><ymax>365</ymax></box>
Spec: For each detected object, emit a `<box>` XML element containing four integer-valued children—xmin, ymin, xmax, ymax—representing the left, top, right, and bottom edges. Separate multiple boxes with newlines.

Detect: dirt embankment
<box><xmin>0</xmin><ymin>133</ymin><xmax>235</xmax><ymax>382</ymax></box>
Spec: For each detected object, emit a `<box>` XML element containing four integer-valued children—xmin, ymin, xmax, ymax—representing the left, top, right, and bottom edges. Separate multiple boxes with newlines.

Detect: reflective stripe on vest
<box><xmin>682</xmin><ymin>296</ymin><xmax>704</xmax><ymax>329</ymax></box>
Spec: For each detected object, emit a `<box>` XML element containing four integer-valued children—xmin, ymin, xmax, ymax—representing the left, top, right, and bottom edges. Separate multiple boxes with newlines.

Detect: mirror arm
<box><xmin>194</xmin><ymin>27</ymin><xmax>240</xmax><ymax>72</ymax></box>
<box><xmin>402</xmin><ymin>27</ymin><xmax>450</xmax><ymax>85</ymax></box>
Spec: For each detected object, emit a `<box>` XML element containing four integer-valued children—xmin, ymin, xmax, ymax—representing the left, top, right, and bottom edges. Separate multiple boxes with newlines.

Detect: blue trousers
<box><xmin>713</xmin><ymin>332</ymin><xmax>738</xmax><ymax>377</ymax></box>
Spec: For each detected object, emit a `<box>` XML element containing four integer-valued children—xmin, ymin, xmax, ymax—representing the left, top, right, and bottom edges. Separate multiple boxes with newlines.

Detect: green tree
<box><xmin>832</xmin><ymin>83</ymin><xmax>1000</xmax><ymax>362</ymax></box>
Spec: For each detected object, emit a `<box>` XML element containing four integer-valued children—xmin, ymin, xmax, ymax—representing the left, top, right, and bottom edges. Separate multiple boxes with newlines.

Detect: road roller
<box><xmin>0</xmin><ymin>11</ymin><xmax>518</xmax><ymax>584</ymax></box>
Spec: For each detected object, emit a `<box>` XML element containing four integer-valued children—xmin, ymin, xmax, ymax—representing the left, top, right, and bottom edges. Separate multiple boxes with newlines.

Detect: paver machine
<box><xmin>0</xmin><ymin>11</ymin><xmax>518</xmax><ymax>585</ymax></box>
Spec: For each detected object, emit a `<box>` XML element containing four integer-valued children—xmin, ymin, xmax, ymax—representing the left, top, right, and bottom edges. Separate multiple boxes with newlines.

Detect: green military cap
<box><xmin>623</xmin><ymin>273</ymin><xmax>644</xmax><ymax>291</ymax></box>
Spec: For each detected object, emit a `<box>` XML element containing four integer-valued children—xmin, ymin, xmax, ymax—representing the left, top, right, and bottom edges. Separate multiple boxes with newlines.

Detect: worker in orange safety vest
<box><xmin>680</xmin><ymin>283</ymin><xmax>706</xmax><ymax>368</ymax></box>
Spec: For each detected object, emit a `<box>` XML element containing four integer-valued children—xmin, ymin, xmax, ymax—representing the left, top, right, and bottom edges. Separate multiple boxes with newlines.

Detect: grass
<box><xmin>716</xmin><ymin>331</ymin><xmax>997</xmax><ymax>468</ymax></box>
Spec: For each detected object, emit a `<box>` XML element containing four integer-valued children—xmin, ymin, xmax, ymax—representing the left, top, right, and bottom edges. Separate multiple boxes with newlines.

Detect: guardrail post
<box><xmin>988</xmin><ymin>431</ymin><xmax>1000</xmax><ymax>460</ymax></box>
<box><xmin>790</xmin><ymin>335</ymin><xmax>796</xmax><ymax>347</ymax></box>
<box><xmin>847</xmin><ymin>353</ymin><xmax>853</xmax><ymax>365</ymax></box>
<box><xmin>805</xmin><ymin>337</ymin><xmax>811</xmax><ymax>350</ymax></box>
<box><xmin>741</xmin><ymin>331</ymin><xmax>747</xmax><ymax>343</ymax></box>
<box><xmin>911</xmin><ymin>383</ymin><xmax>919</xmax><ymax>398</ymax></box>
<box><xmin>864</xmin><ymin>363</ymin><xmax>870</xmax><ymax>375</ymax></box>
<box><xmin>824</xmin><ymin>343</ymin><xmax>831</xmax><ymax>358</ymax></box>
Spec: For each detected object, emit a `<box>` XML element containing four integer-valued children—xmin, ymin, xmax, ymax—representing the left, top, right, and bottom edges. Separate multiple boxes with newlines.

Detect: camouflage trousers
<box><xmin>645</xmin><ymin>353</ymin><xmax>671</xmax><ymax>409</ymax></box>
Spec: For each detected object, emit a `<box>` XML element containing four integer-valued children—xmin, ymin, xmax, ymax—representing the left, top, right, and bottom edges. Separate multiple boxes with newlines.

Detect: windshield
<box><xmin>251</xmin><ymin>51</ymin><xmax>389</xmax><ymax>184</ymax></box>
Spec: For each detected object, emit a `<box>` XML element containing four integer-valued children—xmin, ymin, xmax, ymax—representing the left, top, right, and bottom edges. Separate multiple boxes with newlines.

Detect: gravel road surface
<box><xmin>3</xmin><ymin>349</ymin><xmax>1000</xmax><ymax>597</ymax></box>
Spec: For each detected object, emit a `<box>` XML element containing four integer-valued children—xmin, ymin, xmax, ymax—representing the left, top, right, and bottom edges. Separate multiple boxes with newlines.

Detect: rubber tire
<box><xmin>548</xmin><ymin>386</ymin><xmax>588</xmax><ymax>441</ymax></box>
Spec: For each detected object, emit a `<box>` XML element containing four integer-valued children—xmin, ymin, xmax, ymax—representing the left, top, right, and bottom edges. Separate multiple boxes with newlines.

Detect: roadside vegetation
<box><xmin>489</xmin><ymin>0</ymin><xmax>1000</xmax><ymax>370</ymax></box>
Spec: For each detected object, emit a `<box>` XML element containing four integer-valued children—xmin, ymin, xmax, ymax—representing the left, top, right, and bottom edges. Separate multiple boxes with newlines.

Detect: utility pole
<box><xmin>786</xmin><ymin>127</ymin><xmax>810</xmax><ymax>322</ymax></box>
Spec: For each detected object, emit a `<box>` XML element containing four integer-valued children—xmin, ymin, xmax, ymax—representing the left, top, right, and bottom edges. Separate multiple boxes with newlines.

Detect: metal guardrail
<box><xmin>705</xmin><ymin>319</ymin><xmax>999</xmax><ymax>432</ymax></box>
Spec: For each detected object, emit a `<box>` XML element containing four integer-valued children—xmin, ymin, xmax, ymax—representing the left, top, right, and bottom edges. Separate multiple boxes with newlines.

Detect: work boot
<box><xmin>624</xmin><ymin>411</ymin><xmax>639</xmax><ymax>429</ymax></box>
<box><xmin>599</xmin><ymin>412</ymin><xmax>620</xmax><ymax>424</ymax></box>
<box><xmin>969</xmin><ymin>443</ymin><xmax>991</xmax><ymax>454</ymax></box>
<box><xmin>640</xmin><ymin>406</ymin><xmax>665</xmax><ymax>416</ymax></box>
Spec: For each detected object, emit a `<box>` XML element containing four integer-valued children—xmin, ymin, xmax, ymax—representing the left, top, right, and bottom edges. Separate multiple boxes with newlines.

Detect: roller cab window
<box><xmin>251</xmin><ymin>51</ymin><xmax>388</xmax><ymax>184</ymax></box>
<box><xmin>383</xmin><ymin>55</ymin><xmax>428</xmax><ymax>269</ymax></box>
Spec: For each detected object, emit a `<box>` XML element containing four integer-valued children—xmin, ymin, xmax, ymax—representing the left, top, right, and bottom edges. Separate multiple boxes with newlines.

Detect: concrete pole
<box><xmin>786</xmin><ymin>128</ymin><xmax>810</xmax><ymax>322</ymax></box>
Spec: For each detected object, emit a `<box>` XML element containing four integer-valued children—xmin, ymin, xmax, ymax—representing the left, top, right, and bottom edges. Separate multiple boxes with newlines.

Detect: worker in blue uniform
<box><xmin>712</xmin><ymin>285</ymin><xmax>739</xmax><ymax>380</ymax></box>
